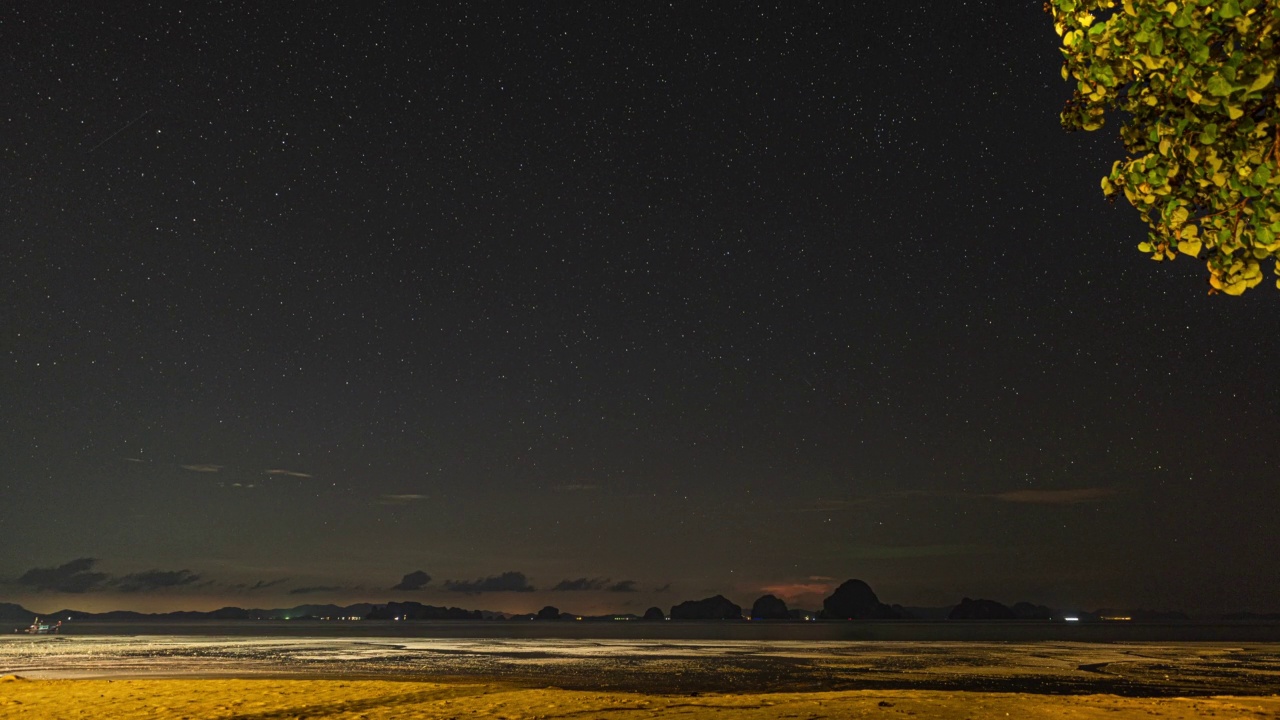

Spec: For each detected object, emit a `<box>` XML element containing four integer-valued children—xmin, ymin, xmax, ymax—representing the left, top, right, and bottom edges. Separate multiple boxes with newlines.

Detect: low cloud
<box><xmin>392</xmin><ymin>570</ymin><xmax>432</xmax><ymax>591</ymax></box>
<box><xmin>180</xmin><ymin>464</ymin><xmax>222</xmax><ymax>473</ymax></box>
<box><xmin>16</xmin><ymin>558</ymin><xmax>109</xmax><ymax>593</ymax></box>
<box><xmin>443</xmin><ymin>571</ymin><xmax>534</xmax><ymax>593</ymax></box>
<box><xmin>14</xmin><ymin>559</ymin><xmax>208</xmax><ymax>595</ymax></box>
<box><xmin>549</xmin><ymin>577</ymin><xmax>637</xmax><ymax>593</ymax></box>
<box><xmin>653</xmin><ymin>583</ymin><xmax>673</xmax><ymax>593</ymax></box>
<box><xmin>552</xmin><ymin>577</ymin><xmax>609</xmax><ymax>592</ymax></box>
<box><xmin>990</xmin><ymin>487</ymin><xmax>1117</xmax><ymax>505</ymax></box>
<box><xmin>112</xmin><ymin>569</ymin><xmax>200</xmax><ymax>593</ymax></box>
<box><xmin>289</xmin><ymin>586</ymin><xmax>345</xmax><ymax>595</ymax></box>
<box><xmin>265</xmin><ymin>469</ymin><xmax>312</xmax><ymax>478</ymax></box>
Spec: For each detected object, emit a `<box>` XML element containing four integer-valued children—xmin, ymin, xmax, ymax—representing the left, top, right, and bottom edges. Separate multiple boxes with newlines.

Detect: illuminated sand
<box><xmin>2</xmin><ymin>637</ymin><xmax>1279</xmax><ymax>718</ymax></box>
<box><xmin>4</xmin><ymin>636</ymin><xmax>1279</xmax><ymax>695</ymax></box>
<box><xmin>3</xmin><ymin>677</ymin><xmax>1280</xmax><ymax>719</ymax></box>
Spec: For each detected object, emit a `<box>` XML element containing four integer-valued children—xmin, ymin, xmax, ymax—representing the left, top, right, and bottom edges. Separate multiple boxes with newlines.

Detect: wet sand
<box><xmin>4</xmin><ymin>636</ymin><xmax>1280</xmax><ymax>696</ymax></box>
<box><xmin>2</xmin><ymin>637</ymin><xmax>1279</xmax><ymax>718</ymax></box>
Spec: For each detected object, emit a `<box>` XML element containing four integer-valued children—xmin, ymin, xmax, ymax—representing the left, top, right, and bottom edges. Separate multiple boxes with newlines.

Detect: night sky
<box><xmin>3</xmin><ymin>1</ymin><xmax>1278</xmax><ymax>616</ymax></box>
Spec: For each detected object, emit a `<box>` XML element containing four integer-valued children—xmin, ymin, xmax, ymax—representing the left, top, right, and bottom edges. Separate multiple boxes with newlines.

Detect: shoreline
<box><xmin>13</xmin><ymin>618</ymin><xmax>1280</xmax><ymax>643</ymax></box>
<box><xmin>3</xmin><ymin>676</ymin><xmax>1280</xmax><ymax>719</ymax></box>
<box><xmin>5</xmin><ymin>636</ymin><xmax>1280</xmax><ymax>697</ymax></box>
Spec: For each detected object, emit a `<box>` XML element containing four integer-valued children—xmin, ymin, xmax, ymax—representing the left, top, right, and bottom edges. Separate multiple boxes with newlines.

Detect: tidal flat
<box><xmin>2</xmin><ymin>635</ymin><xmax>1279</xmax><ymax>718</ymax></box>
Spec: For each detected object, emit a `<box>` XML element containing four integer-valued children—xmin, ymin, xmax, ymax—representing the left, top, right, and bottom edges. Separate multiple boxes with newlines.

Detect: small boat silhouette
<box><xmin>25</xmin><ymin>617</ymin><xmax>61</xmax><ymax>635</ymax></box>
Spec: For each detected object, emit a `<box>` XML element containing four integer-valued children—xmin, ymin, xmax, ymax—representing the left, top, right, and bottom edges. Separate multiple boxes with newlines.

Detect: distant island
<box><xmin>6</xmin><ymin>578</ymin><xmax>1278</xmax><ymax>629</ymax></box>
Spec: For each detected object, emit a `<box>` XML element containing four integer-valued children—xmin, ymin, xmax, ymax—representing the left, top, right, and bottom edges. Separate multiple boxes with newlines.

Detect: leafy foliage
<box><xmin>1049</xmin><ymin>0</ymin><xmax>1280</xmax><ymax>294</ymax></box>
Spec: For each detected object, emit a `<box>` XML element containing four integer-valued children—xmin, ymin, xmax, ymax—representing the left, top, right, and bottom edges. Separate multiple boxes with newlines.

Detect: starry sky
<box><xmin>3</xmin><ymin>1</ymin><xmax>1278</xmax><ymax>616</ymax></box>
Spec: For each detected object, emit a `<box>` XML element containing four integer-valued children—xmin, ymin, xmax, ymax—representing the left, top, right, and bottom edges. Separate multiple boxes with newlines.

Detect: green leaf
<box><xmin>1207</xmin><ymin>75</ymin><xmax>1233</xmax><ymax>97</ymax></box>
<box><xmin>1051</xmin><ymin>0</ymin><xmax>1280</xmax><ymax>294</ymax></box>
<box><xmin>1249</xmin><ymin>69</ymin><xmax>1276</xmax><ymax>93</ymax></box>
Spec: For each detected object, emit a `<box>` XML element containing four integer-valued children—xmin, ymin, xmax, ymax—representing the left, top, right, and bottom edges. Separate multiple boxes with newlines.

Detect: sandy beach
<box><xmin>3</xmin><ymin>676</ymin><xmax>1280</xmax><ymax>719</ymax></box>
<box><xmin>3</xmin><ymin>635</ymin><xmax>1279</xmax><ymax>718</ymax></box>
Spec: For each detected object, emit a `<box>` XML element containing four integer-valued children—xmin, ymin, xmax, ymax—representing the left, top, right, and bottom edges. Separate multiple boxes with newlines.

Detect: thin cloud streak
<box><xmin>112</xmin><ymin>569</ymin><xmax>200</xmax><ymax>593</ymax></box>
<box><xmin>990</xmin><ymin>488</ymin><xmax>1117</xmax><ymax>505</ymax></box>
<box><xmin>289</xmin><ymin>586</ymin><xmax>346</xmax><ymax>595</ymax></box>
<box><xmin>236</xmin><ymin>579</ymin><xmax>288</xmax><ymax>592</ymax></box>
<box><xmin>377</xmin><ymin>494</ymin><xmax>429</xmax><ymax>506</ymax></box>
